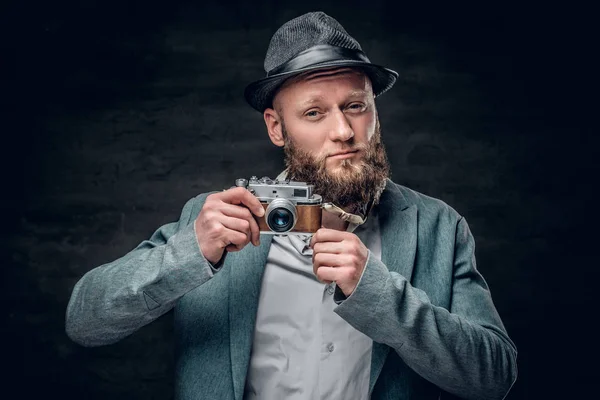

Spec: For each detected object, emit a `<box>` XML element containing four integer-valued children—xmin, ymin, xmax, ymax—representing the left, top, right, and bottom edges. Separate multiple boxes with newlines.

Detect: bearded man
<box><xmin>66</xmin><ymin>11</ymin><xmax>517</xmax><ymax>400</ymax></box>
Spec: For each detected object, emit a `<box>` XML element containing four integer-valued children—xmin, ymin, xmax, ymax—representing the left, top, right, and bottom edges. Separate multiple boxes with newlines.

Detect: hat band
<box><xmin>267</xmin><ymin>44</ymin><xmax>371</xmax><ymax>77</ymax></box>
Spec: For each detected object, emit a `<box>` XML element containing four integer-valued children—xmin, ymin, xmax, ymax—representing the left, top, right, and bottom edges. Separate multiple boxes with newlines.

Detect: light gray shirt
<box><xmin>243</xmin><ymin>205</ymin><xmax>382</xmax><ymax>400</ymax></box>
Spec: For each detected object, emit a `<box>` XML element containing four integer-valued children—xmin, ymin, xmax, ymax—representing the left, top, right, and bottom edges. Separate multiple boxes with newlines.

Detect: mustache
<box><xmin>344</xmin><ymin>142</ymin><xmax>369</xmax><ymax>153</ymax></box>
<box><xmin>323</xmin><ymin>143</ymin><xmax>369</xmax><ymax>160</ymax></box>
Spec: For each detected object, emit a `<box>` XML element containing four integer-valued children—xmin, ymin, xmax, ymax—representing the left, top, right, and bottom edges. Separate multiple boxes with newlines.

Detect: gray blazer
<box><xmin>66</xmin><ymin>179</ymin><xmax>517</xmax><ymax>400</ymax></box>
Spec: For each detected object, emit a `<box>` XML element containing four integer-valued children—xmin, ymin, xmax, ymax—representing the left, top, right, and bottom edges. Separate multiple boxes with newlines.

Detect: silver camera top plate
<box><xmin>235</xmin><ymin>176</ymin><xmax>322</xmax><ymax>204</ymax></box>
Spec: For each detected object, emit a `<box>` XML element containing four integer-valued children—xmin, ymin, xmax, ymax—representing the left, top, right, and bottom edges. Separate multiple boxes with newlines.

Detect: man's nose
<box><xmin>328</xmin><ymin>109</ymin><xmax>354</xmax><ymax>142</ymax></box>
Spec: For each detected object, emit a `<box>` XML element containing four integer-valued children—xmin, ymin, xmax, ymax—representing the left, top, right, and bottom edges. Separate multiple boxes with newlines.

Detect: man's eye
<box><xmin>305</xmin><ymin>110</ymin><xmax>319</xmax><ymax>117</ymax></box>
<box><xmin>348</xmin><ymin>103</ymin><xmax>364</xmax><ymax>110</ymax></box>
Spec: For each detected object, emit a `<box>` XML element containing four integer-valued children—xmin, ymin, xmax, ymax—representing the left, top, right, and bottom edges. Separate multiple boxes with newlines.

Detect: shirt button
<box><xmin>327</xmin><ymin>284</ymin><xmax>335</xmax><ymax>295</ymax></box>
<box><xmin>327</xmin><ymin>343</ymin><xmax>335</xmax><ymax>352</ymax></box>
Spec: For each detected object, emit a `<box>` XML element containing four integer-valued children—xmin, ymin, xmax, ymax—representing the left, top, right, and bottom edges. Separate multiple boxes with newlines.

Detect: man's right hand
<box><xmin>194</xmin><ymin>187</ymin><xmax>265</xmax><ymax>265</ymax></box>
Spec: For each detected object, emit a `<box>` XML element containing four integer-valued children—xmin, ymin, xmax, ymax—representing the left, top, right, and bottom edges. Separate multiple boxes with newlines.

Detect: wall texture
<box><xmin>2</xmin><ymin>1</ymin><xmax>596</xmax><ymax>399</ymax></box>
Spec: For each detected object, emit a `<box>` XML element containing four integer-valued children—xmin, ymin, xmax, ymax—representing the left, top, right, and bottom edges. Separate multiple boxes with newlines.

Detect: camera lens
<box><xmin>268</xmin><ymin>209</ymin><xmax>293</xmax><ymax>232</ymax></box>
<box><xmin>266</xmin><ymin>198</ymin><xmax>297</xmax><ymax>233</ymax></box>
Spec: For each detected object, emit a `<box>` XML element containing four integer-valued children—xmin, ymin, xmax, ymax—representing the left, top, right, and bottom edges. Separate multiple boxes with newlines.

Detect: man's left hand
<box><xmin>309</xmin><ymin>228</ymin><xmax>369</xmax><ymax>297</ymax></box>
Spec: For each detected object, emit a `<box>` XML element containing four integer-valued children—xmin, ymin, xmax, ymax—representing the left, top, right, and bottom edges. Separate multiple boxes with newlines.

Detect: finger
<box><xmin>226</xmin><ymin>243</ymin><xmax>244</xmax><ymax>252</ymax></box>
<box><xmin>310</xmin><ymin>227</ymin><xmax>347</xmax><ymax>248</ymax></box>
<box><xmin>312</xmin><ymin>241</ymin><xmax>346</xmax><ymax>255</ymax></box>
<box><xmin>312</xmin><ymin>253</ymin><xmax>351</xmax><ymax>275</ymax></box>
<box><xmin>218</xmin><ymin>225</ymin><xmax>249</xmax><ymax>249</ymax></box>
<box><xmin>219</xmin><ymin>215</ymin><xmax>252</xmax><ymax>245</ymax></box>
<box><xmin>220</xmin><ymin>187</ymin><xmax>265</xmax><ymax>218</ymax></box>
<box><xmin>314</xmin><ymin>266</ymin><xmax>339</xmax><ymax>284</ymax></box>
<box><xmin>220</xmin><ymin>203</ymin><xmax>261</xmax><ymax>245</ymax></box>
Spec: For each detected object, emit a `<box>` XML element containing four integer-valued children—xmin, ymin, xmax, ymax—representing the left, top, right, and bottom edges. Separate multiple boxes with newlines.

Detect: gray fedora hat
<box><xmin>244</xmin><ymin>11</ymin><xmax>399</xmax><ymax>112</ymax></box>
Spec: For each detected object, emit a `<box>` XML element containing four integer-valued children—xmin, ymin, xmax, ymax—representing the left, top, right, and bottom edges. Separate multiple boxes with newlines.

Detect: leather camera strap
<box><xmin>321</xmin><ymin>202</ymin><xmax>367</xmax><ymax>225</ymax></box>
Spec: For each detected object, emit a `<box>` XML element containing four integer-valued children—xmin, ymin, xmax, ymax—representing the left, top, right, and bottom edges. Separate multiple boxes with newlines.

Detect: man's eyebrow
<box><xmin>298</xmin><ymin>96</ymin><xmax>325</xmax><ymax>107</ymax></box>
<box><xmin>297</xmin><ymin>90</ymin><xmax>369</xmax><ymax>108</ymax></box>
<box><xmin>347</xmin><ymin>89</ymin><xmax>369</xmax><ymax>98</ymax></box>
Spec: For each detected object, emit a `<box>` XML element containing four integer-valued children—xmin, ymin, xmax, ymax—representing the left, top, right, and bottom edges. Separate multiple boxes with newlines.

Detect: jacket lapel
<box><xmin>228</xmin><ymin>235</ymin><xmax>273</xmax><ymax>400</ymax></box>
<box><xmin>369</xmin><ymin>181</ymin><xmax>418</xmax><ymax>394</ymax></box>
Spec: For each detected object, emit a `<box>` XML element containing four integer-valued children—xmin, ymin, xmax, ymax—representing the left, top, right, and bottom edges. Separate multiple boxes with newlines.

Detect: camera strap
<box><xmin>321</xmin><ymin>202</ymin><xmax>367</xmax><ymax>226</ymax></box>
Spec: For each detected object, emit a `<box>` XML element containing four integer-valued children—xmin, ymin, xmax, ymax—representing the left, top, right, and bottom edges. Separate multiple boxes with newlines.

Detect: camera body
<box><xmin>235</xmin><ymin>176</ymin><xmax>322</xmax><ymax>234</ymax></box>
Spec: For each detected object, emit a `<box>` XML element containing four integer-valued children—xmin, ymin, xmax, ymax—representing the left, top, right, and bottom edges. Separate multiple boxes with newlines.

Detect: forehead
<box><xmin>278</xmin><ymin>67</ymin><xmax>372</xmax><ymax>100</ymax></box>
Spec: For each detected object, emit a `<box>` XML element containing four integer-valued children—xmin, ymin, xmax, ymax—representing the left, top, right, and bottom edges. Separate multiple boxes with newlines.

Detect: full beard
<box><xmin>282</xmin><ymin>119</ymin><xmax>391</xmax><ymax>216</ymax></box>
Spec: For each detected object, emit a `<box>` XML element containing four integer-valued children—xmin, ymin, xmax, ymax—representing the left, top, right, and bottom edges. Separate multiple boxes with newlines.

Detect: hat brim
<box><xmin>244</xmin><ymin>60</ymin><xmax>398</xmax><ymax>112</ymax></box>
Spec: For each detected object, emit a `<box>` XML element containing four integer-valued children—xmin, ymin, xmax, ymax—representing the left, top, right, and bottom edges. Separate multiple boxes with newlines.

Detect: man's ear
<box><xmin>263</xmin><ymin>107</ymin><xmax>285</xmax><ymax>147</ymax></box>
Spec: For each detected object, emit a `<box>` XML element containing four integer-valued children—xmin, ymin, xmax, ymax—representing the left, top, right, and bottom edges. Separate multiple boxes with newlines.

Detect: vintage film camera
<box><xmin>235</xmin><ymin>176</ymin><xmax>322</xmax><ymax>234</ymax></box>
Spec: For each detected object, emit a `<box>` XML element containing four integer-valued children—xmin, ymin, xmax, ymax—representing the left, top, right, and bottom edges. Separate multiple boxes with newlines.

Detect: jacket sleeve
<box><xmin>65</xmin><ymin>193</ymin><xmax>215</xmax><ymax>347</ymax></box>
<box><xmin>334</xmin><ymin>216</ymin><xmax>518</xmax><ymax>400</ymax></box>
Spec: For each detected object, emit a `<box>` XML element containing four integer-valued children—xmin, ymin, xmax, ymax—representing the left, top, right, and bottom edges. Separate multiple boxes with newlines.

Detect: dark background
<box><xmin>2</xmin><ymin>0</ymin><xmax>596</xmax><ymax>399</ymax></box>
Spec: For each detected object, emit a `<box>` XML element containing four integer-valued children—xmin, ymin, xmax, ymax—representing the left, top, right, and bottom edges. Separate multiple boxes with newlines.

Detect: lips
<box><xmin>329</xmin><ymin>150</ymin><xmax>358</xmax><ymax>158</ymax></box>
